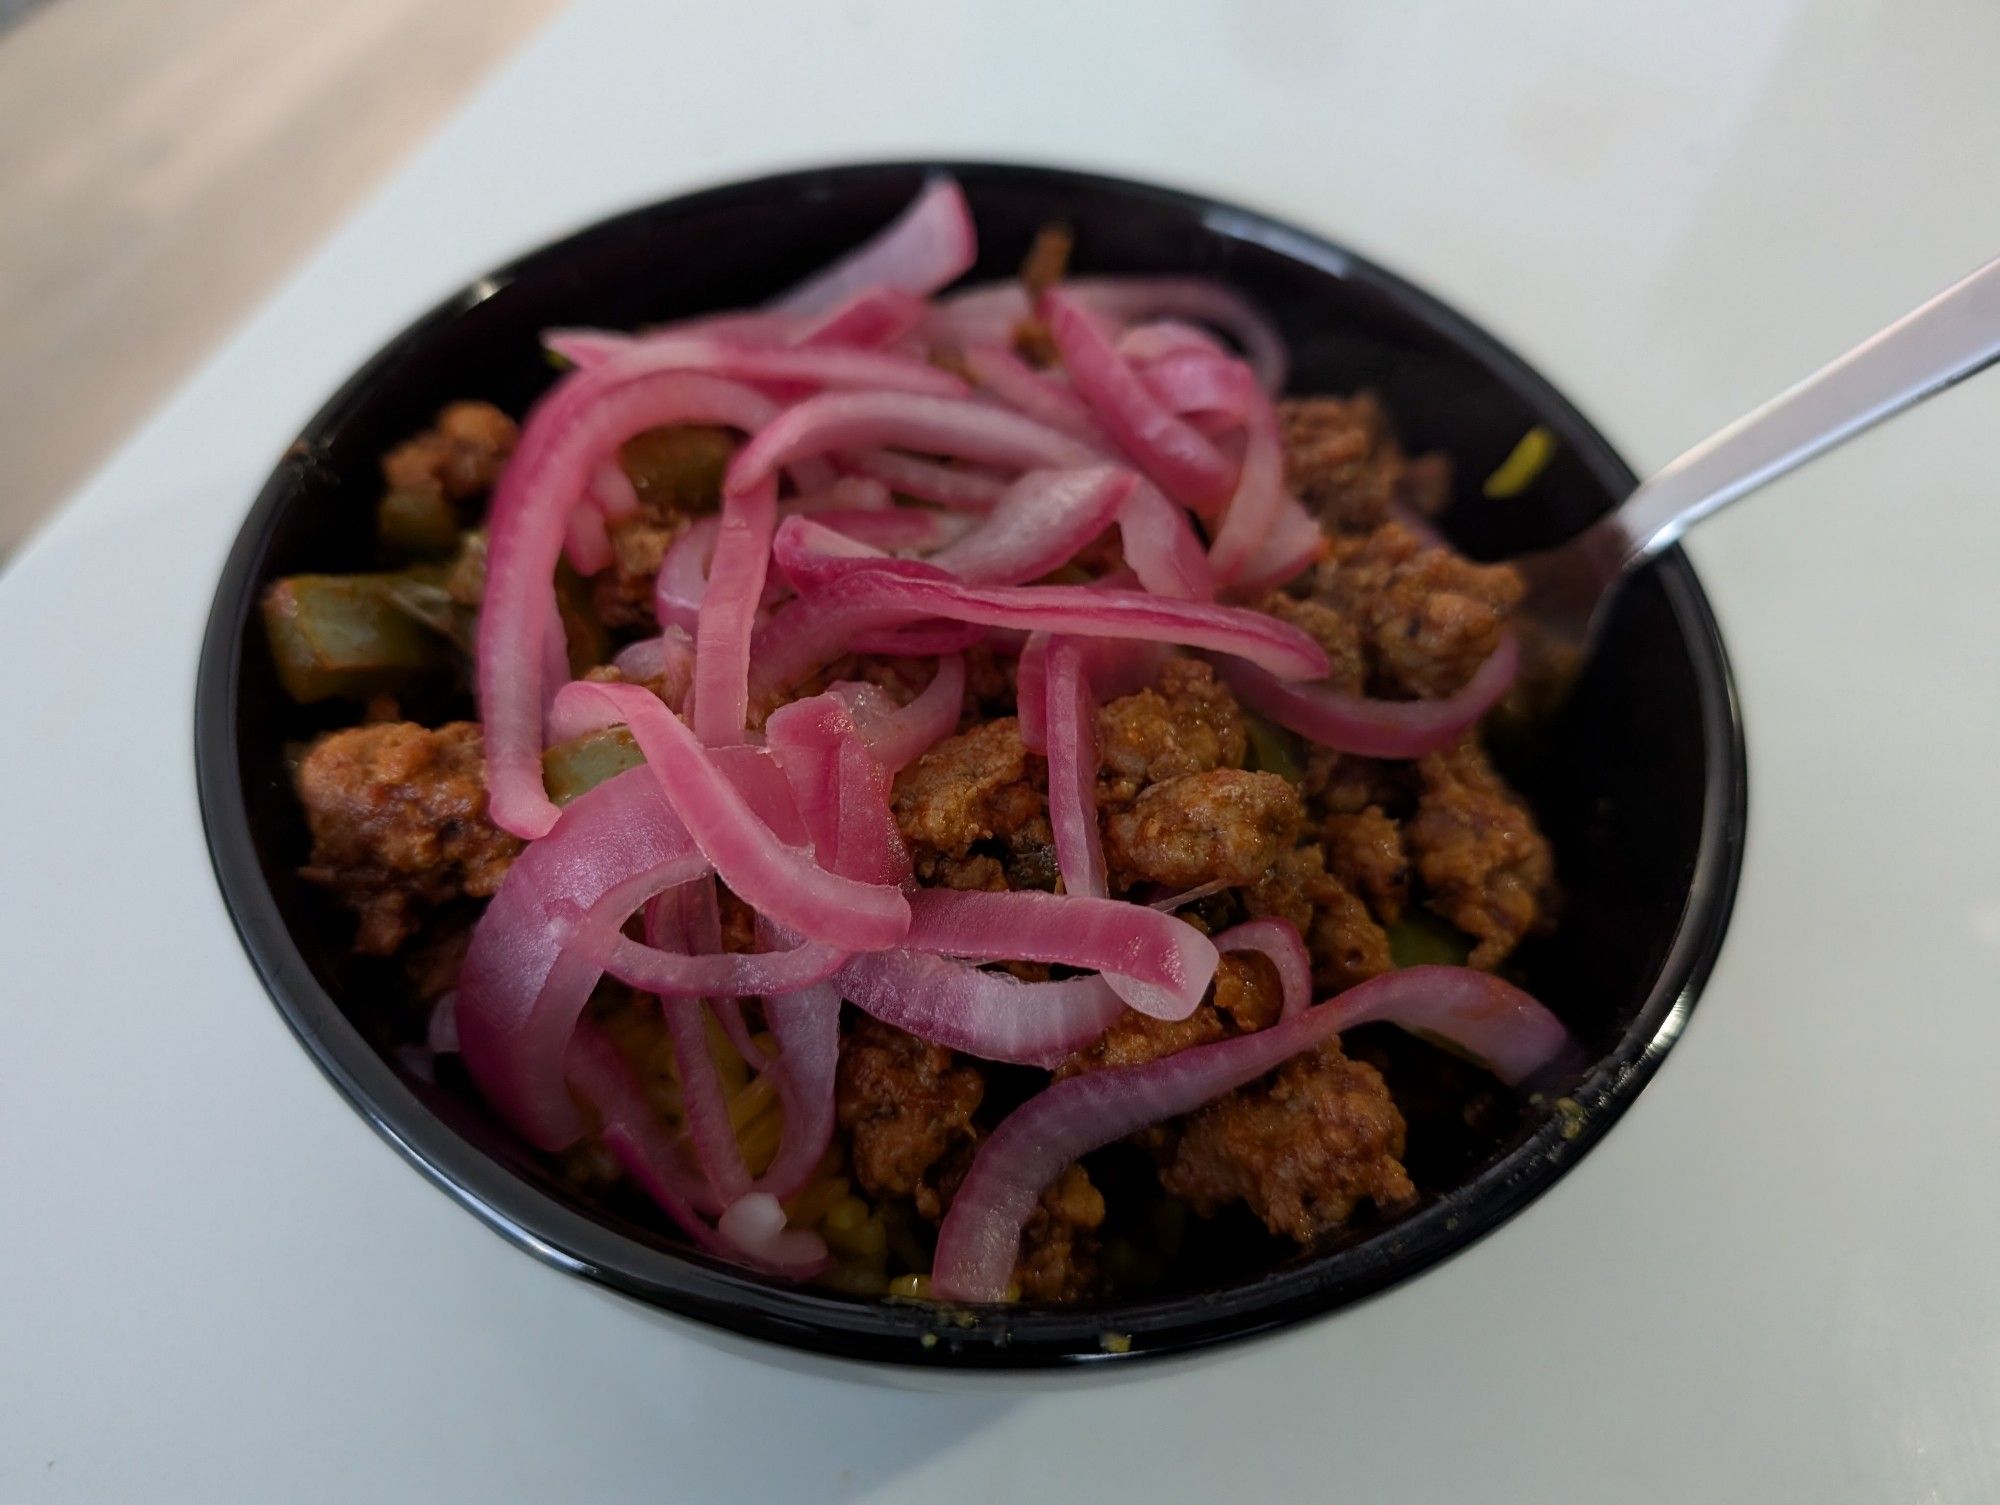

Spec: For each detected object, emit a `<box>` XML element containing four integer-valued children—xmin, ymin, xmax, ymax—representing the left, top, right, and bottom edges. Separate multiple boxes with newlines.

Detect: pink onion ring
<box><xmin>1215</xmin><ymin>634</ymin><xmax>1521</xmax><ymax>760</ymax></box>
<box><xmin>549</xmin><ymin>680</ymin><xmax>910</xmax><ymax>949</ymax></box>
<box><xmin>904</xmin><ymin>888</ymin><xmax>1216</xmax><ymax>1020</ymax></box>
<box><xmin>480</xmin><ymin>369</ymin><xmax>778</xmax><ymax>840</ymax></box>
<box><xmin>932</xmin><ymin>965</ymin><xmax>1574</xmax><ymax>1299</ymax></box>
<box><xmin>1213</xmin><ymin>917</ymin><xmax>1312</xmax><ymax>1020</ymax></box>
<box><xmin>770</xmin><ymin>175</ymin><xmax>977</xmax><ymax>317</ymax></box>
<box><xmin>835</xmin><ymin>950</ymin><xmax>1127</xmax><ymax>1068</ymax></box>
<box><xmin>1041</xmin><ymin>289</ymin><xmax>1236</xmax><ymax>514</ymax></box>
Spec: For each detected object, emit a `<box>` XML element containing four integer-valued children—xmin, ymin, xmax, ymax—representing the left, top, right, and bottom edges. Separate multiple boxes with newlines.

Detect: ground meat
<box><xmin>593</xmin><ymin>509</ymin><xmax>693</xmax><ymax>632</ymax></box>
<box><xmin>1406</xmin><ymin>737</ymin><xmax>1554</xmax><ymax>968</ymax></box>
<box><xmin>892</xmin><ymin>717</ymin><xmax>1044</xmax><ymax>865</ymax></box>
<box><xmin>1057</xmin><ymin>1005</ymin><xmax>1228</xmax><ymax>1081</ymax></box>
<box><xmin>1213</xmin><ymin>951</ymin><xmax>1286</xmax><ymax>1032</ymax></box>
<box><xmin>1104</xmin><ymin>769</ymin><xmax>1302</xmax><ymax>890</ymax></box>
<box><xmin>1095</xmin><ymin>657</ymin><xmax>1247</xmax><ymax>807</ymax></box>
<box><xmin>295</xmin><ymin>721</ymin><xmax>520</xmax><ymax>955</ymax></box>
<box><xmin>1303</xmin><ymin>749</ymin><xmax>1410</xmax><ymax>817</ymax></box>
<box><xmin>1322</xmin><ymin>806</ymin><xmax>1408</xmax><ymax>923</ymax></box>
<box><xmin>1056</xmin><ymin>953</ymin><xmax>1281</xmax><ymax>1081</ymax></box>
<box><xmin>1162</xmin><ymin>1040</ymin><xmax>1415</xmax><ymax>1241</ymax></box>
<box><xmin>835</xmin><ymin>1017</ymin><xmax>985</xmax><ymax>1204</ymax></box>
<box><xmin>1015</xmin><ymin>1163</ymin><xmax>1105</xmax><ymax>1302</ymax></box>
<box><xmin>1312</xmin><ymin>520</ymin><xmax>1523</xmax><ymax>699</ymax></box>
<box><xmin>1258</xmin><ymin>594</ymin><xmax>1367</xmax><ymax>694</ymax></box>
<box><xmin>1278</xmin><ymin>393</ymin><xmax>1447</xmax><ymax>536</ymax></box>
<box><xmin>381</xmin><ymin>401</ymin><xmax>518</xmax><ymax>501</ymax></box>
<box><xmin>1245</xmin><ymin>845</ymin><xmax>1392</xmax><ymax>995</ymax></box>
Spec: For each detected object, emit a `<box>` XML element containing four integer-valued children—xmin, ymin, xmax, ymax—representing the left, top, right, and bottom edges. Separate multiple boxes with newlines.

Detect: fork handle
<box><xmin>1600</xmin><ymin>252</ymin><xmax>2000</xmax><ymax>567</ymax></box>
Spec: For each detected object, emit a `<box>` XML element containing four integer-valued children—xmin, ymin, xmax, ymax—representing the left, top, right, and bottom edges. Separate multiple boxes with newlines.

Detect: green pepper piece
<box><xmin>1243</xmin><ymin>713</ymin><xmax>1307</xmax><ymax>783</ymax></box>
<box><xmin>375</xmin><ymin>486</ymin><xmax>459</xmax><ymax>560</ymax></box>
<box><xmin>618</xmin><ymin>425</ymin><xmax>736</xmax><ymax>513</ymax></box>
<box><xmin>1386</xmin><ymin>911</ymin><xmax>1475</xmax><ymax>969</ymax></box>
<box><xmin>260</xmin><ymin>574</ymin><xmax>453</xmax><ymax>704</ymax></box>
<box><xmin>541</xmin><ymin>727</ymin><xmax>644</xmax><ymax>805</ymax></box>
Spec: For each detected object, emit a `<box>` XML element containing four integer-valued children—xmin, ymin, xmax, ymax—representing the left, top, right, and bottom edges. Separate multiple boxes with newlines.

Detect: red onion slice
<box><xmin>693</xmin><ymin>474</ymin><xmax>778</xmax><ymax>745</ymax></box>
<box><xmin>751</xmin><ymin>979</ymin><xmax>843</xmax><ymax>1202</ymax></box>
<box><xmin>904</xmin><ymin>888</ymin><xmax>1216</xmax><ymax>1020</ymax></box>
<box><xmin>794</xmin><ymin>287</ymin><xmax>929</xmax><ymax>348</ymax></box>
<box><xmin>1044</xmin><ymin>639</ymin><xmax>1107</xmax><ymax>900</ymax></box>
<box><xmin>1231</xmin><ymin>493</ymin><xmax>1329</xmax><ymax>593</ymax></box>
<box><xmin>646</xmin><ymin>896</ymin><xmax>753</xmax><ymax>1207</ymax></box>
<box><xmin>1213</xmin><ymin>917</ymin><xmax>1312</xmax><ymax>1020</ymax></box>
<box><xmin>748</xmin><ymin>566</ymin><xmax>1329</xmax><ymax>703</ymax></box>
<box><xmin>824</xmin><ymin>653</ymin><xmax>966</xmax><ymax>773</ymax></box>
<box><xmin>770</xmin><ymin>175</ymin><xmax>977</xmax><ymax>317</ymax></box>
<box><xmin>562</xmin><ymin>494</ymin><xmax>614</xmax><ymax>575</ymax></box>
<box><xmin>834</xmin><ymin>450</ymin><xmax>1012</xmax><ymax>510</ymax></box>
<box><xmin>1114</xmin><ymin>479</ymin><xmax>1214</xmax><ymax>600</ymax></box>
<box><xmin>961</xmin><ymin>344</ymin><xmax>1110</xmax><ymax>446</ymax></box>
<box><xmin>567</xmin><ymin>1021</ymin><xmax>828</xmax><ymax>1275</ymax></box>
<box><xmin>541</xmin><ymin>330</ymin><xmax>969</xmax><ymax>398</ymax></box>
<box><xmin>1041</xmin><ymin>289</ymin><xmax>1237</xmax><ymax>514</ymax></box>
<box><xmin>1215</xmin><ymin>634</ymin><xmax>1521</xmax><ymax>759</ymax></box>
<box><xmin>550</xmin><ymin>681</ymin><xmax>910</xmax><ymax>949</ymax></box>
<box><xmin>457</xmin><ymin>768</ymin><xmax>710</xmax><ymax>1148</ymax></box>
<box><xmin>480</xmin><ymin>369</ymin><xmax>778</xmax><ymax>840</ymax></box>
<box><xmin>728</xmin><ymin>391</ymin><xmax>1095</xmax><ymax>497</ymax></box>
<box><xmin>1064</xmin><ymin>276</ymin><xmax>1289</xmax><ymax>393</ymax></box>
<box><xmin>836</xmin><ymin>950</ymin><xmax>1126</xmax><ymax>1068</ymax></box>
<box><xmin>931</xmin><ymin>965</ymin><xmax>1574</xmax><ymax>1300</ymax></box>
<box><xmin>924</xmin><ymin>466</ymin><xmax>1134</xmax><ymax>586</ymax></box>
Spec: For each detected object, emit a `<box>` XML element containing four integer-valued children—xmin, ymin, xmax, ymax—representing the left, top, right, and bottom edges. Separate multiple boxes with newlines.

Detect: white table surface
<box><xmin>5</xmin><ymin>1</ymin><xmax>1999</xmax><ymax>1499</ymax></box>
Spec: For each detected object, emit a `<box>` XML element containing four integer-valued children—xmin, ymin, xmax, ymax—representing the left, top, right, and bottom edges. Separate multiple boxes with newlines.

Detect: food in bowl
<box><xmin>264</xmin><ymin>177</ymin><xmax>1579</xmax><ymax>1304</ymax></box>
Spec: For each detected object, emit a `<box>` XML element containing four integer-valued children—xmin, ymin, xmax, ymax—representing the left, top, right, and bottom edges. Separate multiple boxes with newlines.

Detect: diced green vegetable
<box><xmin>618</xmin><ymin>425</ymin><xmax>735</xmax><ymax>513</ymax></box>
<box><xmin>541</xmin><ymin>727</ymin><xmax>643</xmax><ymax>805</ymax></box>
<box><xmin>260</xmin><ymin>573</ymin><xmax>453</xmax><ymax>703</ymax></box>
<box><xmin>1387</xmin><ymin>912</ymin><xmax>1475</xmax><ymax>969</ymax></box>
<box><xmin>1244</xmin><ymin>713</ymin><xmax>1307</xmax><ymax>783</ymax></box>
<box><xmin>375</xmin><ymin>486</ymin><xmax>459</xmax><ymax>559</ymax></box>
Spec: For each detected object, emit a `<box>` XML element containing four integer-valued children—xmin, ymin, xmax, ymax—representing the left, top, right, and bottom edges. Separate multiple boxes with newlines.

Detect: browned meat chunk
<box><xmin>1322</xmin><ymin>806</ymin><xmax>1408</xmax><ymax>922</ymax></box>
<box><xmin>295</xmin><ymin>721</ymin><xmax>520</xmax><ymax>955</ymax></box>
<box><xmin>1095</xmin><ymin>657</ymin><xmax>1247</xmax><ymax>807</ymax></box>
<box><xmin>892</xmin><ymin>717</ymin><xmax>1043</xmax><ymax>864</ymax></box>
<box><xmin>1056</xmin><ymin>953</ymin><xmax>1282</xmax><ymax>1081</ymax></box>
<box><xmin>1246</xmin><ymin>846</ymin><xmax>1392</xmax><ymax>995</ymax></box>
<box><xmin>1212</xmin><ymin>950</ymin><xmax>1286</xmax><ymax>1033</ymax></box>
<box><xmin>1104</xmin><ymin>769</ymin><xmax>1302</xmax><ymax>890</ymax></box>
<box><xmin>1015</xmin><ymin>1164</ymin><xmax>1106</xmax><ymax>1302</ymax></box>
<box><xmin>1162</xmin><ymin>1040</ymin><xmax>1414</xmax><ymax>1241</ymax></box>
<box><xmin>381</xmin><ymin>401</ymin><xmax>518</xmax><ymax>501</ymax></box>
<box><xmin>1407</xmin><ymin>738</ymin><xmax>1554</xmax><ymax>968</ymax></box>
<box><xmin>1057</xmin><ymin>1006</ymin><xmax>1227</xmax><ymax>1081</ymax></box>
<box><xmin>1258</xmin><ymin>593</ymin><xmax>1367</xmax><ymax>694</ymax></box>
<box><xmin>1278</xmin><ymin>393</ymin><xmax>1448</xmax><ymax>536</ymax></box>
<box><xmin>1303</xmin><ymin>748</ymin><xmax>1410</xmax><ymax>817</ymax></box>
<box><xmin>835</xmin><ymin>1017</ymin><xmax>984</xmax><ymax>1204</ymax></box>
<box><xmin>593</xmin><ymin>510</ymin><xmax>693</xmax><ymax>631</ymax></box>
<box><xmin>1312</xmin><ymin>520</ymin><xmax>1523</xmax><ymax>698</ymax></box>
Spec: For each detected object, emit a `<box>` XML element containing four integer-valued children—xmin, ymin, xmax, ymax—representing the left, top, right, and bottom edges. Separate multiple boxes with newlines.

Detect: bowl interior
<box><xmin>199</xmin><ymin>162</ymin><xmax>1743</xmax><ymax>1367</ymax></box>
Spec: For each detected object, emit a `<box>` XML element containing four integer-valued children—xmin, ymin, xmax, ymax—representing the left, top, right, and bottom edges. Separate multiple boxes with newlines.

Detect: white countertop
<box><xmin>5</xmin><ymin>1</ymin><xmax>1998</xmax><ymax>1499</ymax></box>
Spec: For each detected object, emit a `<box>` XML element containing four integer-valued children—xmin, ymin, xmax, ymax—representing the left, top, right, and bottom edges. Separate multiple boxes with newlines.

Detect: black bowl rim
<box><xmin>195</xmin><ymin>159</ymin><xmax>1747</xmax><ymax>1370</ymax></box>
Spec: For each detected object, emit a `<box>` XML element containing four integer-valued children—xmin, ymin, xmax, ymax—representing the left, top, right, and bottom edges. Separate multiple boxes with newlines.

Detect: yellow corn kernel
<box><xmin>887</xmin><ymin>1274</ymin><xmax>933</xmax><ymax>1301</ymax></box>
<box><xmin>782</xmin><ymin>1175</ymin><xmax>848</xmax><ymax>1227</ymax></box>
<box><xmin>1481</xmin><ymin>425</ymin><xmax>1556</xmax><ymax>500</ymax></box>
<box><xmin>823</xmin><ymin>1195</ymin><xmax>871</xmax><ymax>1235</ymax></box>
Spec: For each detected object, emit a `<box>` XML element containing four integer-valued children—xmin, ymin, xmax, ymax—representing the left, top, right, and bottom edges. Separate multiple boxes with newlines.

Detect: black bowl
<box><xmin>196</xmin><ymin>161</ymin><xmax>1745</xmax><ymax>1369</ymax></box>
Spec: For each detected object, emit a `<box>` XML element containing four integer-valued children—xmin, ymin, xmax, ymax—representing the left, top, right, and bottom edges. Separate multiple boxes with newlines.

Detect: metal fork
<box><xmin>1514</xmin><ymin>253</ymin><xmax>2000</xmax><ymax>659</ymax></box>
